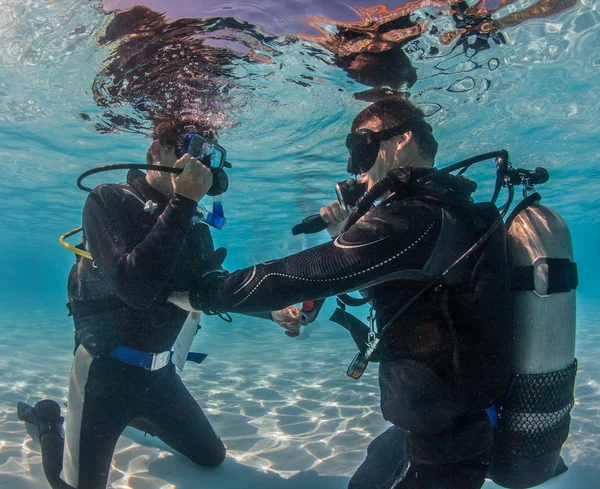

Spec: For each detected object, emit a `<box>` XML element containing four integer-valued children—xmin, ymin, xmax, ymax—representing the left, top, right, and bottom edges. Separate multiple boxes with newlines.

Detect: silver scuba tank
<box><xmin>490</xmin><ymin>201</ymin><xmax>578</xmax><ymax>488</ymax></box>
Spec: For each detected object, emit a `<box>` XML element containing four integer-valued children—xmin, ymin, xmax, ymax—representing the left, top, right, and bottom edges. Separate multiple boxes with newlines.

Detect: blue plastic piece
<box><xmin>205</xmin><ymin>200</ymin><xmax>227</xmax><ymax>229</ymax></box>
<box><xmin>485</xmin><ymin>404</ymin><xmax>499</xmax><ymax>429</ymax></box>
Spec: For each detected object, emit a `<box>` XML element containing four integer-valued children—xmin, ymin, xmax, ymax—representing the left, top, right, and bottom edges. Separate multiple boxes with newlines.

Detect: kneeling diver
<box><xmin>17</xmin><ymin>118</ymin><xmax>301</xmax><ymax>489</ymax></box>
<box><xmin>170</xmin><ymin>97</ymin><xmax>578</xmax><ymax>489</ymax></box>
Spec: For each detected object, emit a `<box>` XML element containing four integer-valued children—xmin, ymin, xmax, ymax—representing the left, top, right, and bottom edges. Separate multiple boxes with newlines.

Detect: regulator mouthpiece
<box><xmin>335</xmin><ymin>178</ymin><xmax>368</xmax><ymax>211</ymax></box>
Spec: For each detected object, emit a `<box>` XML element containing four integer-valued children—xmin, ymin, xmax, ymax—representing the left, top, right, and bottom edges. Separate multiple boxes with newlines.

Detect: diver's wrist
<box><xmin>172</xmin><ymin>193</ymin><xmax>198</xmax><ymax>207</ymax></box>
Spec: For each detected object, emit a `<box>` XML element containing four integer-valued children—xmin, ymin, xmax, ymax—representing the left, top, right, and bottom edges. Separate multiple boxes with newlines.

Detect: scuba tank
<box><xmin>490</xmin><ymin>195</ymin><xmax>578</xmax><ymax>488</ymax></box>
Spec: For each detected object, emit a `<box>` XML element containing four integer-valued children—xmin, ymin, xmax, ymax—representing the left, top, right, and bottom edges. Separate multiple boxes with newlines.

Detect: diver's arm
<box><xmin>189</xmin><ymin>202</ymin><xmax>442</xmax><ymax>313</ymax></box>
<box><xmin>83</xmin><ymin>184</ymin><xmax>197</xmax><ymax>309</ymax></box>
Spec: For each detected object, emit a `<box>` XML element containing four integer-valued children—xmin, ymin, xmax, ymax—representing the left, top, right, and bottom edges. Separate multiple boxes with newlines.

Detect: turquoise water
<box><xmin>0</xmin><ymin>1</ymin><xmax>599</xmax><ymax>488</ymax></box>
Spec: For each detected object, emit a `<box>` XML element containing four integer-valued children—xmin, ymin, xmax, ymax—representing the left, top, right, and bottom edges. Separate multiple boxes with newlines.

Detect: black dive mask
<box><xmin>177</xmin><ymin>133</ymin><xmax>231</xmax><ymax>196</ymax></box>
<box><xmin>345</xmin><ymin>120</ymin><xmax>434</xmax><ymax>175</ymax></box>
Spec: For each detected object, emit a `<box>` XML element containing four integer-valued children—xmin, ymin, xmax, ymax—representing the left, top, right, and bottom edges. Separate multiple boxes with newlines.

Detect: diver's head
<box><xmin>347</xmin><ymin>97</ymin><xmax>438</xmax><ymax>190</ymax></box>
<box><xmin>343</xmin><ymin>45</ymin><xmax>417</xmax><ymax>90</ymax></box>
<box><xmin>146</xmin><ymin>117</ymin><xmax>218</xmax><ymax>195</ymax></box>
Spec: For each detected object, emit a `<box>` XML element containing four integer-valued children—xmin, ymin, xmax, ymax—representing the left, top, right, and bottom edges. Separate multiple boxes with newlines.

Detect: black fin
<box><xmin>17</xmin><ymin>402</ymin><xmax>38</xmax><ymax>425</ymax></box>
<box><xmin>33</xmin><ymin>400</ymin><xmax>63</xmax><ymax>439</ymax></box>
<box><xmin>552</xmin><ymin>456</ymin><xmax>568</xmax><ymax>478</ymax></box>
<box><xmin>34</xmin><ymin>400</ymin><xmax>63</xmax><ymax>424</ymax></box>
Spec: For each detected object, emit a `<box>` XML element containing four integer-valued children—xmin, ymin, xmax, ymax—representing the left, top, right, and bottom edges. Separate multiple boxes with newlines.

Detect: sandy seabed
<box><xmin>0</xmin><ymin>300</ymin><xmax>598</xmax><ymax>489</ymax></box>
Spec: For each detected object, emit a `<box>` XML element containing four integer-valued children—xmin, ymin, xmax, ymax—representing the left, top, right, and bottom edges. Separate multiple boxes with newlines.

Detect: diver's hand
<box><xmin>320</xmin><ymin>201</ymin><xmax>350</xmax><ymax>238</ymax></box>
<box><xmin>167</xmin><ymin>291</ymin><xmax>201</xmax><ymax>312</ymax></box>
<box><xmin>271</xmin><ymin>306</ymin><xmax>302</xmax><ymax>336</ymax></box>
<box><xmin>172</xmin><ymin>154</ymin><xmax>213</xmax><ymax>202</ymax></box>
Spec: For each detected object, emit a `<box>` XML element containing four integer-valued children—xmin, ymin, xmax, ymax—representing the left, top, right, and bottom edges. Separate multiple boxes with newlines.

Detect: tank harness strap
<box><xmin>439</xmin><ymin>288</ymin><xmax>463</xmax><ymax>387</ymax></box>
<box><xmin>336</xmin><ymin>293</ymin><xmax>371</xmax><ymax>307</ymax></box>
<box><xmin>511</xmin><ymin>259</ymin><xmax>579</xmax><ymax>294</ymax></box>
<box><xmin>330</xmin><ymin>299</ymin><xmax>382</xmax><ymax>362</ymax></box>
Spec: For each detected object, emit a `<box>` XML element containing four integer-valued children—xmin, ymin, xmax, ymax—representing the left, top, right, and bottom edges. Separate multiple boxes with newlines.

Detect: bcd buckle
<box><xmin>150</xmin><ymin>351</ymin><xmax>170</xmax><ymax>371</ymax></box>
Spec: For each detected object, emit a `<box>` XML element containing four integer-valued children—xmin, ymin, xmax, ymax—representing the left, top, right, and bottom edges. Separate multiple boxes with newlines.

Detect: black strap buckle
<box><xmin>512</xmin><ymin>257</ymin><xmax>578</xmax><ymax>296</ymax></box>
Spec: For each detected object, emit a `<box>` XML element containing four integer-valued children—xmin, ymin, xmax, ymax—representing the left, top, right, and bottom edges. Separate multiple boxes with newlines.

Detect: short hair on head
<box><xmin>151</xmin><ymin>117</ymin><xmax>217</xmax><ymax>148</ymax></box>
<box><xmin>352</xmin><ymin>96</ymin><xmax>438</xmax><ymax>162</ymax></box>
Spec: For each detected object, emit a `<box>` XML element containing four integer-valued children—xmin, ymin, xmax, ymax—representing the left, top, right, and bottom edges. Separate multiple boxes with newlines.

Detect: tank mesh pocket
<box><xmin>496</xmin><ymin>360</ymin><xmax>577</xmax><ymax>458</ymax></box>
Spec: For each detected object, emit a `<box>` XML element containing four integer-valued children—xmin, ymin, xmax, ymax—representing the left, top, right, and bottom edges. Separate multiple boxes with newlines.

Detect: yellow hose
<box><xmin>59</xmin><ymin>227</ymin><xmax>92</xmax><ymax>260</ymax></box>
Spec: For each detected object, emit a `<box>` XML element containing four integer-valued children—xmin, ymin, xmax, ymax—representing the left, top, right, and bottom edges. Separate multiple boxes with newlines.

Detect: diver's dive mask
<box><xmin>345</xmin><ymin>120</ymin><xmax>434</xmax><ymax>175</ymax></box>
<box><xmin>178</xmin><ymin>133</ymin><xmax>231</xmax><ymax>196</ymax></box>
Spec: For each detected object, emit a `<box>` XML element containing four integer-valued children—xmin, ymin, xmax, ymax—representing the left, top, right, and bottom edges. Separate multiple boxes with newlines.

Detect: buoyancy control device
<box><xmin>327</xmin><ymin>150</ymin><xmax>578</xmax><ymax>487</ymax></box>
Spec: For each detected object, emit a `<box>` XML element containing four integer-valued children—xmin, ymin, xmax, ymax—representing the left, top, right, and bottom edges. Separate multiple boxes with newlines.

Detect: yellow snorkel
<box><xmin>59</xmin><ymin>227</ymin><xmax>92</xmax><ymax>260</ymax></box>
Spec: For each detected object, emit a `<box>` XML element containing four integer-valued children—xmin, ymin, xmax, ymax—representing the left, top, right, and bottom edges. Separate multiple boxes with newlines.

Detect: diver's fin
<box><xmin>17</xmin><ymin>402</ymin><xmax>38</xmax><ymax>424</ymax></box>
<box><xmin>552</xmin><ymin>456</ymin><xmax>568</xmax><ymax>478</ymax></box>
<box><xmin>34</xmin><ymin>400</ymin><xmax>64</xmax><ymax>439</ymax></box>
<box><xmin>34</xmin><ymin>400</ymin><xmax>63</xmax><ymax>424</ymax></box>
<box><xmin>18</xmin><ymin>400</ymin><xmax>64</xmax><ymax>439</ymax></box>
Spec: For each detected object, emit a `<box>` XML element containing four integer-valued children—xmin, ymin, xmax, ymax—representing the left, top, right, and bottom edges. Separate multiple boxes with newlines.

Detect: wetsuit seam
<box><xmin>232</xmin><ymin>221</ymin><xmax>435</xmax><ymax>307</ymax></box>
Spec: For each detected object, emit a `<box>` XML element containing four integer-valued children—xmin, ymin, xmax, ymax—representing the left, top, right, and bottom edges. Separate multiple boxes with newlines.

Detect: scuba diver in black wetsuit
<box><xmin>167</xmin><ymin>97</ymin><xmax>510</xmax><ymax>488</ymax></box>
<box><xmin>16</xmin><ymin>118</ymin><xmax>301</xmax><ymax>489</ymax></box>
<box><xmin>168</xmin><ymin>97</ymin><xmax>577</xmax><ymax>489</ymax></box>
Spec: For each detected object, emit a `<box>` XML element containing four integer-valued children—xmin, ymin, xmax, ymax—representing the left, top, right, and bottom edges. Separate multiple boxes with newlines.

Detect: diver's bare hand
<box><xmin>172</xmin><ymin>154</ymin><xmax>213</xmax><ymax>202</ymax></box>
<box><xmin>320</xmin><ymin>201</ymin><xmax>350</xmax><ymax>238</ymax></box>
<box><xmin>271</xmin><ymin>306</ymin><xmax>302</xmax><ymax>336</ymax></box>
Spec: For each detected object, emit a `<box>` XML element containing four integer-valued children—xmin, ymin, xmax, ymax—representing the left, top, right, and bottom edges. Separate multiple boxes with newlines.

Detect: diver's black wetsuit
<box><xmin>43</xmin><ymin>170</ymin><xmax>227</xmax><ymax>489</ymax></box>
<box><xmin>190</xmin><ymin>174</ymin><xmax>513</xmax><ymax>489</ymax></box>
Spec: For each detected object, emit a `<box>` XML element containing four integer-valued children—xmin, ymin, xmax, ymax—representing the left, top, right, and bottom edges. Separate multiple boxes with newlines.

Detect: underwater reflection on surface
<box><xmin>93</xmin><ymin>0</ymin><xmax>580</xmax><ymax>130</ymax></box>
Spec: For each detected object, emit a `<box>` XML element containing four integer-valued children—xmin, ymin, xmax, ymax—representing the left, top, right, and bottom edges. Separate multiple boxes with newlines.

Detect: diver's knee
<box><xmin>347</xmin><ymin>474</ymin><xmax>363</xmax><ymax>489</ymax></box>
<box><xmin>204</xmin><ymin>450</ymin><xmax>226</xmax><ymax>467</ymax></box>
<box><xmin>194</xmin><ymin>444</ymin><xmax>226</xmax><ymax>468</ymax></box>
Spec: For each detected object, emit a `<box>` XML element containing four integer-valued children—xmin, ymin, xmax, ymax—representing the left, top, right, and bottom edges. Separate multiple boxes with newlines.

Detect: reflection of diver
<box><xmin>17</xmin><ymin>119</ymin><xmax>301</xmax><ymax>489</ymax></box>
<box><xmin>93</xmin><ymin>4</ymin><xmax>280</xmax><ymax>130</ymax></box>
<box><xmin>308</xmin><ymin>12</ymin><xmax>420</xmax><ymax>96</ymax></box>
<box><xmin>308</xmin><ymin>0</ymin><xmax>577</xmax><ymax>104</ymax></box>
<box><xmin>331</xmin><ymin>25</ymin><xmax>418</xmax><ymax>90</ymax></box>
<box><xmin>93</xmin><ymin>5</ymin><xmax>232</xmax><ymax>124</ymax></box>
<box><xmin>171</xmin><ymin>97</ymin><xmax>578</xmax><ymax>489</ymax></box>
<box><xmin>440</xmin><ymin>0</ymin><xmax>578</xmax><ymax>51</ymax></box>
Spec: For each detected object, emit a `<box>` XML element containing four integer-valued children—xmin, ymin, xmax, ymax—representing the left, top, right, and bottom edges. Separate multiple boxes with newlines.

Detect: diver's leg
<box><xmin>142</xmin><ymin>365</ymin><xmax>226</xmax><ymax>467</ymax></box>
<box><xmin>61</xmin><ymin>346</ymin><xmax>131</xmax><ymax>489</ymax></box>
<box><xmin>42</xmin><ymin>432</ymin><xmax>73</xmax><ymax>489</ymax></box>
<box><xmin>17</xmin><ymin>400</ymin><xmax>72</xmax><ymax>489</ymax></box>
<box><xmin>388</xmin><ymin>410</ymin><xmax>492</xmax><ymax>488</ymax></box>
<box><xmin>348</xmin><ymin>426</ymin><xmax>409</xmax><ymax>489</ymax></box>
<box><xmin>128</xmin><ymin>417</ymin><xmax>156</xmax><ymax>436</ymax></box>
<box><xmin>390</xmin><ymin>455</ymin><xmax>489</xmax><ymax>489</ymax></box>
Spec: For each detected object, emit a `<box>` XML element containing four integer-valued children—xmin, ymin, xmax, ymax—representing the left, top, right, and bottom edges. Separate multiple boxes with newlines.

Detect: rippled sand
<box><xmin>0</xmin><ymin>301</ymin><xmax>598</xmax><ymax>489</ymax></box>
